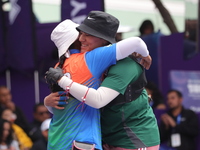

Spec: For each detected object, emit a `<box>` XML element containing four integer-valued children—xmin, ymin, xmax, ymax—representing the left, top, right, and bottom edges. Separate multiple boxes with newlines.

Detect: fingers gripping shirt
<box><xmin>48</xmin><ymin>45</ymin><xmax>117</xmax><ymax>150</ymax></box>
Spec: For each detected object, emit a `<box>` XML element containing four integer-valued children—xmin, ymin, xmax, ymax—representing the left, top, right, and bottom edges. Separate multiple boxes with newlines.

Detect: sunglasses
<box><xmin>38</xmin><ymin>111</ymin><xmax>50</xmax><ymax>116</ymax></box>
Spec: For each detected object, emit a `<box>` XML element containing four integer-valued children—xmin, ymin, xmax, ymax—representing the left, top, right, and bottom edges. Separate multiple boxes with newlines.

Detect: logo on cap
<box><xmin>87</xmin><ymin>16</ymin><xmax>95</xmax><ymax>20</ymax></box>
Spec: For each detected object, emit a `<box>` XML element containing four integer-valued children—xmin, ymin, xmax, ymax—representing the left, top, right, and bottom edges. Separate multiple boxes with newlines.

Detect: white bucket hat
<box><xmin>51</xmin><ymin>19</ymin><xmax>79</xmax><ymax>58</ymax></box>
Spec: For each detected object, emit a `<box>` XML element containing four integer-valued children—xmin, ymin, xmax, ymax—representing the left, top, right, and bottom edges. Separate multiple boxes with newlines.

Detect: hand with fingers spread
<box><xmin>44</xmin><ymin>91</ymin><xmax>68</xmax><ymax>110</ymax></box>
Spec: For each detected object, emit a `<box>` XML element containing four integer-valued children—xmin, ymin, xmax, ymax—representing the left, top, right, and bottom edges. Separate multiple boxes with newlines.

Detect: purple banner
<box><xmin>6</xmin><ymin>0</ymin><xmax>36</xmax><ymax>72</ymax></box>
<box><xmin>0</xmin><ymin>1</ymin><xmax>6</xmax><ymax>73</ymax></box>
<box><xmin>0</xmin><ymin>23</ymin><xmax>59</xmax><ymax>122</ymax></box>
<box><xmin>141</xmin><ymin>31</ymin><xmax>162</xmax><ymax>86</ymax></box>
<box><xmin>170</xmin><ymin>70</ymin><xmax>200</xmax><ymax>113</ymax></box>
<box><xmin>35</xmin><ymin>23</ymin><xmax>59</xmax><ymax>79</ymax></box>
<box><xmin>159</xmin><ymin>33</ymin><xmax>200</xmax><ymax>97</ymax></box>
<box><xmin>61</xmin><ymin>0</ymin><xmax>104</xmax><ymax>24</ymax></box>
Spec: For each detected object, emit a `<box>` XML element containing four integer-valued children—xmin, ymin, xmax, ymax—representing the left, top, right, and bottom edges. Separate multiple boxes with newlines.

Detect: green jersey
<box><xmin>101</xmin><ymin>57</ymin><xmax>160</xmax><ymax>149</ymax></box>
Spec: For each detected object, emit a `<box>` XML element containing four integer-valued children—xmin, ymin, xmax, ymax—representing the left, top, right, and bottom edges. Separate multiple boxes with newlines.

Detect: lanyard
<box><xmin>176</xmin><ymin>114</ymin><xmax>182</xmax><ymax>125</ymax></box>
<box><xmin>171</xmin><ymin>114</ymin><xmax>182</xmax><ymax>133</ymax></box>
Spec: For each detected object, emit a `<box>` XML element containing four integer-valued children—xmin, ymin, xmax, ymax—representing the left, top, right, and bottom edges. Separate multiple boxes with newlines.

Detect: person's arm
<box><xmin>159</xmin><ymin>119</ymin><xmax>171</xmax><ymax>143</ymax></box>
<box><xmin>173</xmin><ymin>111</ymin><xmax>199</xmax><ymax>137</ymax></box>
<box><xmin>58</xmin><ymin>76</ymin><xmax>119</xmax><ymax>109</ymax></box>
<box><xmin>116</xmin><ymin>37</ymin><xmax>149</xmax><ymax>60</ymax></box>
<box><xmin>45</xmin><ymin>57</ymin><xmax>141</xmax><ymax>109</ymax></box>
<box><xmin>116</xmin><ymin>37</ymin><xmax>151</xmax><ymax>69</ymax></box>
<box><xmin>44</xmin><ymin>92</ymin><xmax>65</xmax><ymax>113</ymax></box>
<box><xmin>44</xmin><ymin>101</ymin><xmax>54</xmax><ymax>114</ymax></box>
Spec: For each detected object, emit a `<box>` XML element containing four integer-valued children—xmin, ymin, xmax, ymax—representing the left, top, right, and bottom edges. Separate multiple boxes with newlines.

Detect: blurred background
<box><xmin>0</xmin><ymin>0</ymin><xmax>200</xmax><ymax>149</ymax></box>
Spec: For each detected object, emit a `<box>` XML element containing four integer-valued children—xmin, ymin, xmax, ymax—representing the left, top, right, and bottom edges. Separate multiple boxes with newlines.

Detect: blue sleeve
<box><xmin>85</xmin><ymin>44</ymin><xmax>117</xmax><ymax>78</ymax></box>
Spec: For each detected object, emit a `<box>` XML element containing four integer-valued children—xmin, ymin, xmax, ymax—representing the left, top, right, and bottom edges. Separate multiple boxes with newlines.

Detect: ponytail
<box><xmin>58</xmin><ymin>54</ymin><xmax>67</xmax><ymax>68</ymax></box>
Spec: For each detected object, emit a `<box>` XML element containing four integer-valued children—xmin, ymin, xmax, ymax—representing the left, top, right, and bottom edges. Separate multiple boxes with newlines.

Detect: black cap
<box><xmin>76</xmin><ymin>11</ymin><xmax>119</xmax><ymax>44</ymax></box>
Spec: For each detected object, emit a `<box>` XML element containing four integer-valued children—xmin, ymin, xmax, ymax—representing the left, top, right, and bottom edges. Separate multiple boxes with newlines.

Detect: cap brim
<box><xmin>76</xmin><ymin>24</ymin><xmax>116</xmax><ymax>44</ymax></box>
<box><xmin>58</xmin><ymin>46</ymin><xmax>70</xmax><ymax>58</ymax></box>
<box><xmin>57</xmin><ymin>31</ymin><xmax>79</xmax><ymax>58</ymax></box>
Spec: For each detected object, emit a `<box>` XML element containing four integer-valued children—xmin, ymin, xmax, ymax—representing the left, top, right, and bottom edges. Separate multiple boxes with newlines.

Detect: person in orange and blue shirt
<box><xmin>45</xmin><ymin>11</ymin><xmax>151</xmax><ymax>150</ymax></box>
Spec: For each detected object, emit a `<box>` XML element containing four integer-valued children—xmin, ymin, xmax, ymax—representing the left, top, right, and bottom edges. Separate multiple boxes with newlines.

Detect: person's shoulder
<box><xmin>117</xmin><ymin>56</ymin><xmax>133</xmax><ymax>62</ymax></box>
<box><xmin>183</xmin><ymin>108</ymin><xmax>198</xmax><ymax>116</ymax></box>
<box><xmin>12</xmin><ymin>123</ymin><xmax>24</xmax><ymax>131</ymax></box>
<box><xmin>108</xmin><ymin>57</ymin><xmax>142</xmax><ymax>78</ymax></box>
<box><xmin>31</xmin><ymin>139</ymin><xmax>47</xmax><ymax>150</ymax></box>
<box><xmin>90</xmin><ymin>43</ymin><xmax>116</xmax><ymax>53</ymax></box>
<box><xmin>86</xmin><ymin>44</ymin><xmax>117</xmax><ymax>61</ymax></box>
<box><xmin>116</xmin><ymin>56</ymin><xmax>141</xmax><ymax>68</ymax></box>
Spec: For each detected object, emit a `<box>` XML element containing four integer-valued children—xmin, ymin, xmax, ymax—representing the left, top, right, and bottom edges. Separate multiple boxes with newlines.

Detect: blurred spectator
<box><xmin>183</xmin><ymin>20</ymin><xmax>198</xmax><ymax>60</ymax></box>
<box><xmin>29</xmin><ymin>103</ymin><xmax>51</xmax><ymax>142</ymax></box>
<box><xmin>159</xmin><ymin>89</ymin><xmax>199</xmax><ymax>150</ymax></box>
<box><xmin>183</xmin><ymin>38</ymin><xmax>197</xmax><ymax>60</ymax></box>
<box><xmin>0</xmin><ymin>86</ymin><xmax>31</xmax><ymax>135</ymax></box>
<box><xmin>139</xmin><ymin>19</ymin><xmax>154</xmax><ymax>37</ymax></box>
<box><xmin>145</xmin><ymin>81</ymin><xmax>166</xmax><ymax>110</ymax></box>
<box><xmin>30</xmin><ymin>118</ymin><xmax>51</xmax><ymax>150</ymax></box>
<box><xmin>1</xmin><ymin>108</ymin><xmax>33</xmax><ymax>150</ymax></box>
<box><xmin>0</xmin><ymin>118</ymin><xmax>20</xmax><ymax>150</ymax></box>
<box><xmin>139</xmin><ymin>20</ymin><xmax>163</xmax><ymax>86</ymax></box>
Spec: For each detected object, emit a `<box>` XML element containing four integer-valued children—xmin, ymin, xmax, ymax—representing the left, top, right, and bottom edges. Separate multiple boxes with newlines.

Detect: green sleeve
<box><xmin>101</xmin><ymin>57</ymin><xmax>142</xmax><ymax>94</ymax></box>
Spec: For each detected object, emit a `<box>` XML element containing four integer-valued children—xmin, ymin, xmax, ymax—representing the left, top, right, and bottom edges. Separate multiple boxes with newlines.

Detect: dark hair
<box><xmin>139</xmin><ymin>20</ymin><xmax>154</xmax><ymax>35</ymax></box>
<box><xmin>0</xmin><ymin>119</ymin><xmax>13</xmax><ymax>146</ymax></box>
<box><xmin>57</xmin><ymin>55</ymin><xmax>66</xmax><ymax>68</ymax></box>
<box><xmin>167</xmin><ymin>89</ymin><xmax>183</xmax><ymax>98</ymax></box>
<box><xmin>0</xmin><ymin>85</ymin><xmax>7</xmax><ymax>89</ymax></box>
<box><xmin>145</xmin><ymin>81</ymin><xmax>164</xmax><ymax>102</ymax></box>
<box><xmin>57</xmin><ymin>40</ymin><xmax>80</xmax><ymax>68</ymax></box>
<box><xmin>33</xmin><ymin>102</ymin><xmax>45</xmax><ymax>113</ymax></box>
